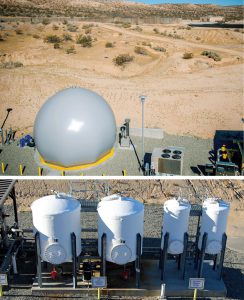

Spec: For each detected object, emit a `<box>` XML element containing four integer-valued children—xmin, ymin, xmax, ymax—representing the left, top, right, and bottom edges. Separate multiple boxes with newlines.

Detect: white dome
<box><xmin>34</xmin><ymin>87</ymin><xmax>117</xmax><ymax>168</ymax></box>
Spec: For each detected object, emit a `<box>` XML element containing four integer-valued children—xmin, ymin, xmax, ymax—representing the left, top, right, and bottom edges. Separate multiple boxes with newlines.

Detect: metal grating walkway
<box><xmin>0</xmin><ymin>179</ymin><xmax>16</xmax><ymax>208</ymax></box>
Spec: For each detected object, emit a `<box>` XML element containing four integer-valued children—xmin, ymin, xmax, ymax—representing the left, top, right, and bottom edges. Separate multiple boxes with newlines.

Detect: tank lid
<box><xmin>203</xmin><ymin>198</ymin><xmax>230</xmax><ymax>210</ymax></box>
<box><xmin>31</xmin><ymin>194</ymin><xmax>80</xmax><ymax>215</ymax></box>
<box><xmin>97</xmin><ymin>194</ymin><xmax>144</xmax><ymax>217</ymax></box>
<box><xmin>164</xmin><ymin>197</ymin><xmax>191</xmax><ymax>211</ymax></box>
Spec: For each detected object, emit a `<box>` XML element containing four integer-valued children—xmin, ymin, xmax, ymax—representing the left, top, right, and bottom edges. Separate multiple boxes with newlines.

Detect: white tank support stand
<box><xmin>97</xmin><ymin>194</ymin><xmax>144</xmax><ymax>288</ymax></box>
<box><xmin>35</xmin><ymin>231</ymin><xmax>78</xmax><ymax>288</ymax></box>
<box><xmin>32</xmin><ymin>193</ymin><xmax>81</xmax><ymax>289</ymax></box>
<box><xmin>31</xmin><ymin>194</ymin><xmax>81</xmax><ymax>264</ymax></box>
<box><xmin>159</xmin><ymin>198</ymin><xmax>191</xmax><ymax>281</ymax></box>
<box><xmin>196</xmin><ymin>198</ymin><xmax>230</xmax><ymax>279</ymax></box>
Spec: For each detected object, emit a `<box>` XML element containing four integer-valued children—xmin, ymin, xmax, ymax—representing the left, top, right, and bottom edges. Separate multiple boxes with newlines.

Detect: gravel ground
<box><xmin>0</xmin><ymin>132</ymin><xmax>212</xmax><ymax>176</ymax></box>
<box><xmin>2</xmin><ymin>204</ymin><xmax>243</xmax><ymax>300</ymax></box>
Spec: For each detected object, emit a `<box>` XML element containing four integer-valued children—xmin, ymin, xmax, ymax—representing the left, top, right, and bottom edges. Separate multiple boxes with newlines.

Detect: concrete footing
<box><xmin>32</xmin><ymin>259</ymin><xmax>226</xmax><ymax>297</ymax></box>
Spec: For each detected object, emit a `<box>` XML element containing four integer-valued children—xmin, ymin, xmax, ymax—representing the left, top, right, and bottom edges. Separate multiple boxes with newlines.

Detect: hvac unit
<box><xmin>151</xmin><ymin>146</ymin><xmax>184</xmax><ymax>175</ymax></box>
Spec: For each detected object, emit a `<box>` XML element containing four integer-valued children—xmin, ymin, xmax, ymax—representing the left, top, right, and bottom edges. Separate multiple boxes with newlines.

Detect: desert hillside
<box><xmin>0</xmin><ymin>19</ymin><xmax>243</xmax><ymax>138</ymax></box>
<box><xmin>0</xmin><ymin>0</ymin><xmax>243</xmax><ymax>20</ymax></box>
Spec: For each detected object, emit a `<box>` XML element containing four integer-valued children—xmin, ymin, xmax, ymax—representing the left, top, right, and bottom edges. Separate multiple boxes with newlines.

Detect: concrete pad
<box><xmin>32</xmin><ymin>259</ymin><xmax>226</xmax><ymax>297</ymax></box>
<box><xmin>129</xmin><ymin>127</ymin><xmax>164</xmax><ymax>139</ymax></box>
<box><xmin>0</xmin><ymin>132</ymin><xmax>213</xmax><ymax>176</ymax></box>
<box><xmin>163</xmin><ymin>260</ymin><xmax>227</xmax><ymax>297</ymax></box>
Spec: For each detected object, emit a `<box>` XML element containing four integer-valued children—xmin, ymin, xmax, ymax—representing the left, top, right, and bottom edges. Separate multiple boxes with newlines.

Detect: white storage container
<box><xmin>198</xmin><ymin>198</ymin><xmax>230</xmax><ymax>254</ymax></box>
<box><xmin>161</xmin><ymin>198</ymin><xmax>191</xmax><ymax>254</ymax></box>
<box><xmin>97</xmin><ymin>194</ymin><xmax>144</xmax><ymax>265</ymax></box>
<box><xmin>31</xmin><ymin>194</ymin><xmax>81</xmax><ymax>265</ymax></box>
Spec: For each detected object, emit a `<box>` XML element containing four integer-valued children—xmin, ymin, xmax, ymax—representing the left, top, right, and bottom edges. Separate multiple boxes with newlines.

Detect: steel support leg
<box><xmin>35</xmin><ymin>232</ymin><xmax>42</xmax><ymax>288</ymax></box>
<box><xmin>177</xmin><ymin>254</ymin><xmax>181</xmax><ymax>270</ymax></box>
<box><xmin>198</xmin><ymin>232</ymin><xmax>207</xmax><ymax>278</ymax></box>
<box><xmin>71</xmin><ymin>232</ymin><xmax>77</xmax><ymax>288</ymax></box>
<box><xmin>219</xmin><ymin>233</ymin><xmax>227</xmax><ymax>280</ymax></box>
<box><xmin>1</xmin><ymin>129</ymin><xmax>4</xmax><ymax>145</ymax></box>
<box><xmin>10</xmin><ymin>187</ymin><xmax>18</xmax><ymax>225</ymax></box>
<box><xmin>213</xmin><ymin>254</ymin><xmax>218</xmax><ymax>270</ymax></box>
<box><xmin>159</xmin><ymin>228</ymin><xmax>163</xmax><ymax>269</ymax></box>
<box><xmin>194</xmin><ymin>219</ymin><xmax>201</xmax><ymax>268</ymax></box>
<box><xmin>101</xmin><ymin>233</ymin><xmax>106</xmax><ymax>276</ymax></box>
<box><xmin>135</xmin><ymin>233</ymin><xmax>142</xmax><ymax>288</ymax></box>
<box><xmin>182</xmin><ymin>232</ymin><xmax>188</xmax><ymax>279</ymax></box>
<box><xmin>161</xmin><ymin>232</ymin><xmax>169</xmax><ymax>282</ymax></box>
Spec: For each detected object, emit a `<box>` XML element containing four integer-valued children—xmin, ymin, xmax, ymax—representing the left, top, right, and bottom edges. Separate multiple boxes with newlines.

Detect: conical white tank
<box><xmin>198</xmin><ymin>198</ymin><xmax>230</xmax><ymax>255</ymax></box>
<box><xmin>161</xmin><ymin>198</ymin><xmax>191</xmax><ymax>254</ymax></box>
<box><xmin>31</xmin><ymin>194</ymin><xmax>81</xmax><ymax>265</ymax></box>
<box><xmin>97</xmin><ymin>194</ymin><xmax>144</xmax><ymax>265</ymax></box>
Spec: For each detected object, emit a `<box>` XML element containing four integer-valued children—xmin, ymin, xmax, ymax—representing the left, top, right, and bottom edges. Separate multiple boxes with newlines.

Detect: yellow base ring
<box><xmin>39</xmin><ymin>148</ymin><xmax>114</xmax><ymax>171</ymax></box>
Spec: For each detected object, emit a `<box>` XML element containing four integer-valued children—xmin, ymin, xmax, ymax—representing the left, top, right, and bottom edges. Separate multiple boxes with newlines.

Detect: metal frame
<box><xmin>0</xmin><ymin>180</ymin><xmax>20</xmax><ymax>283</ymax></box>
<box><xmin>71</xmin><ymin>232</ymin><xmax>77</xmax><ymax>288</ymax></box>
<box><xmin>0</xmin><ymin>180</ymin><xmax>18</xmax><ymax>225</ymax></box>
<box><xmin>35</xmin><ymin>231</ymin><xmax>79</xmax><ymax>289</ymax></box>
<box><xmin>135</xmin><ymin>233</ymin><xmax>142</xmax><ymax>288</ymax></box>
<box><xmin>101</xmin><ymin>233</ymin><xmax>106</xmax><ymax>277</ymax></box>
<box><xmin>159</xmin><ymin>231</ymin><xmax>188</xmax><ymax>281</ymax></box>
<box><xmin>35</xmin><ymin>232</ymin><xmax>42</xmax><ymax>288</ymax></box>
<box><xmin>197</xmin><ymin>232</ymin><xmax>227</xmax><ymax>280</ymax></box>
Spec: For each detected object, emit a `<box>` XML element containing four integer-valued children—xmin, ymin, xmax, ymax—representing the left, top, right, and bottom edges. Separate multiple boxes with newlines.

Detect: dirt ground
<box><xmin>0</xmin><ymin>21</ymin><xmax>243</xmax><ymax>139</ymax></box>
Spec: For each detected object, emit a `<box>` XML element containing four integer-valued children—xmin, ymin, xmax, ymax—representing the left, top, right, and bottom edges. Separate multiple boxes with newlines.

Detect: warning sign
<box><xmin>91</xmin><ymin>276</ymin><xmax>107</xmax><ymax>288</ymax></box>
<box><xmin>0</xmin><ymin>274</ymin><xmax>8</xmax><ymax>286</ymax></box>
<box><xmin>189</xmin><ymin>278</ymin><xmax>205</xmax><ymax>290</ymax></box>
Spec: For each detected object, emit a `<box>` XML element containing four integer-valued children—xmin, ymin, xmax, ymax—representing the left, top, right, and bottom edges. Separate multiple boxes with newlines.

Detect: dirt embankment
<box><xmin>0</xmin><ymin>21</ymin><xmax>243</xmax><ymax>139</ymax></box>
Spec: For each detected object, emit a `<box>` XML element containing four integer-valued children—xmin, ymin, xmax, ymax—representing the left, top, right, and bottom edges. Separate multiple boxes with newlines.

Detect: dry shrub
<box><xmin>53</xmin><ymin>43</ymin><xmax>60</xmax><ymax>49</ymax></box>
<box><xmin>105</xmin><ymin>42</ymin><xmax>114</xmax><ymax>48</ymax></box>
<box><xmin>32</xmin><ymin>34</ymin><xmax>40</xmax><ymax>39</ymax></box>
<box><xmin>42</xmin><ymin>18</ymin><xmax>50</xmax><ymax>25</ymax></box>
<box><xmin>113</xmin><ymin>53</ymin><xmax>134</xmax><ymax>66</ymax></box>
<box><xmin>201</xmin><ymin>50</ymin><xmax>221</xmax><ymax>61</ymax></box>
<box><xmin>153</xmin><ymin>28</ymin><xmax>159</xmax><ymax>34</ymax></box>
<box><xmin>0</xmin><ymin>61</ymin><xmax>23</xmax><ymax>69</ymax></box>
<box><xmin>52</xmin><ymin>24</ymin><xmax>59</xmax><ymax>30</ymax></box>
<box><xmin>134</xmin><ymin>46</ymin><xmax>148</xmax><ymax>55</ymax></box>
<box><xmin>44</xmin><ymin>35</ymin><xmax>62</xmax><ymax>43</ymax></box>
<box><xmin>67</xmin><ymin>23</ymin><xmax>78</xmax><ymax>32</ymax></box>
<box><xmin>82</xmin><ymin>23</ymin><xmax>94</xmax><ymax>29</ymax></box>
<box><xmin>76</xmin><ymin>34</ymin><xmax>92</xmax><ymax>47</ymax></box>
<box><xmin>63</xmin><ymin>33</ymin><xmax>73</xmax><ymax>41</ymax></box>
<box><xmin>183</xmin><ymin>52</ymin><xmax>193</xmax><ymax>59</ymax></box>
<box><xmin>15</xmin><ymin>28</ymin><xmax>23</xmax><ymax>35</ymax></box>
<box><xmin>66</xmin><ymin>46</ymin><xmax>76</xmax><ymax>54</ymax></box>
<box><xmin>152</xmin><ymin>46</ymin><xmax>166</xmax><ymax>52</ymax></box>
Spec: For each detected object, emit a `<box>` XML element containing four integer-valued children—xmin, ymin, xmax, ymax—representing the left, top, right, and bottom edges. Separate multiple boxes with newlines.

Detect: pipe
<box><xmin>12</xmin><ymin>254</ymin><xmax>18</xmax><ymax>274</ymax></box>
